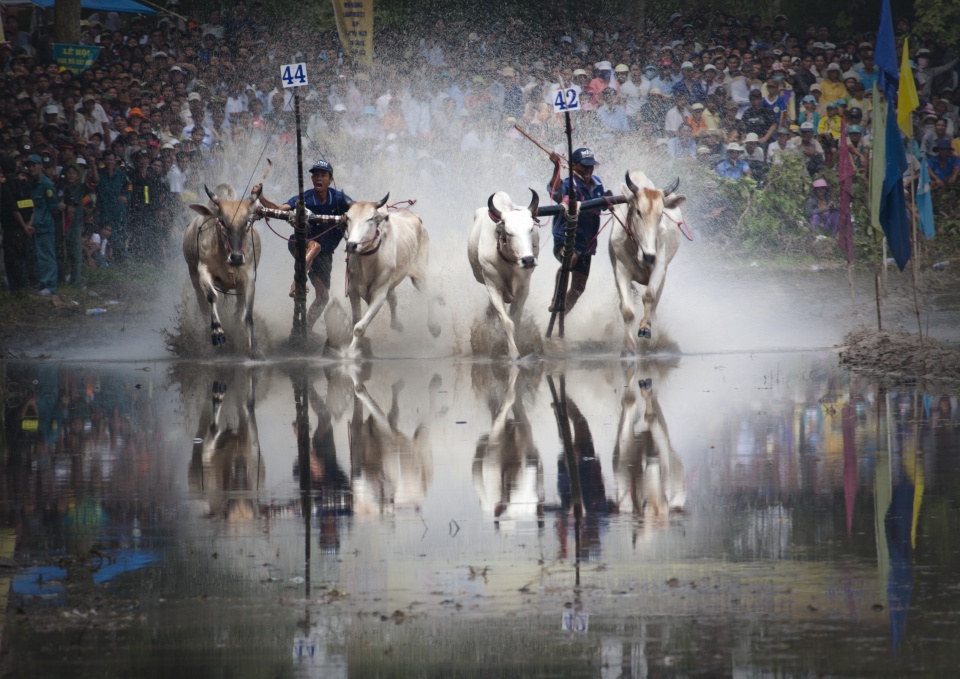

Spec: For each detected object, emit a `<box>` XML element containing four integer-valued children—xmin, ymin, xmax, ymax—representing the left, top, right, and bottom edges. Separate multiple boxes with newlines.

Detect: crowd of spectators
<box><xmin>1</xmin><ymin>3</ymin><xmax>958</xmax><ymax>295</ymax></box>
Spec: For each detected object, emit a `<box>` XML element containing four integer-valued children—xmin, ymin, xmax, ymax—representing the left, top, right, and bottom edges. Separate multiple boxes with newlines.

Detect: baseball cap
<box><xmin>826</xmin><ymin>63</ymin><xmax>841</xmax><ymax>71</ymax></box>
<box><xmin>43</xmin><ymin>105</ymin><xmax>59</xmax><ymax>114</ymax></box>
<box><xmin>24</xmin><ymin>154</ymin><xmax>43</xmax><ymax>164</ymax></box>
<box><xmin>681</xmin><ymin>61</ymin><xmax>694</xmax><ymax>70</ymax></box>
<box><xmin>847</xmin><ymin>125</ymin><xmax>863</xmax><ymax>134</ymax></box>
<box><xmin>800</xmin><ymin>121</ymin><xmax>815</xmax><ymax>131</ymax></box>
<box><xmin>614</xmin><ymin>63</ymin><xmax>629</xmax><ymax>73</ymax></box>
<box><xmin>572</xmin><ymin>68</ymin><xmax>588</xmax><ymax>77</ymax></box>
<box><xmin>935</xmin><ymin>139</ymin><xmax>952</xmax><ymax>149</ymax></box>
<box><xmin>703</xmin><ymin>64</ymin><xmax>718</xmax><ymax>72</ymax></box>
<box><xmin>570</xmin><ymin>147</ymin><xmax>597</xmax><ymax>166</ymax></box>
<box><xmin>659</xmin><ymin>59</ymin><xmax>672</xmax><ymax>67</ymax></box>
<box><xmin>802</xmin><ymin>95</ymin><xmax>817</xmax><ymax>104</ymax></box>
<box><xmin>744</xmin><ymin>132</ymin><xmax>760</xmax><ymax>142</ymax></box>
<box><xmin>187</xmin><ymin>92</ymin><xmax>202</xmax><ymax>101</ymax></box>
<box><xmin>726</xmin><ymin>143</ymin><xmax>744</xmax><ymax>152</ymax></box>
<box><xmin>813</xmin><ymin>178</ymin><xmax>828</xmax><ymax>187</ymax></box>
<box><xmin>595</xmin><ymin>61</ymin><xmax>612</xmax><ymax>71</ymax></box>
<box><xmin>810</xmin><ymin>83</ymin><xmax>823</xmax><ymax>92</ymax></box>
<box><xmin>309</xmin><ymin>159</ymin><xmax>333</xmax><ymax>173</ymax></box>
<box><xmin>848</xmin><ymin>107</ymin><xmax>863</xmax><ymax>116</ymax></box>
<box><xmin>777</xmin><ymin>127</ymin><xmax>792</xmax><ymax>135</ymax></box>
<box><xmin>690</xmin><ymin>103</ymin><xmax>705</xmax><ymax>110</ymax></box>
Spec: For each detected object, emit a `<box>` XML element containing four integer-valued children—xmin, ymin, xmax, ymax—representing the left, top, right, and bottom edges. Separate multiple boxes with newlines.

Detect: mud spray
<box><xmin>156</xmin><ymin>116</ymin><xmax>864</xmax><ymax>361</ymax></box>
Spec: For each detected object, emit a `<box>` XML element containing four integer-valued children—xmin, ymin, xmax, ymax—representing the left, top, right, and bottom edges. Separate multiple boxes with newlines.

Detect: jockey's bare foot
<box><xmin>289</xmin><ymin>281</ymin><xmax>310</xmax><ymax>297</ymax></box>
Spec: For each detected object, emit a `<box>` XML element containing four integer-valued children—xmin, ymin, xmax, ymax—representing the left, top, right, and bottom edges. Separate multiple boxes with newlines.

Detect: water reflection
<box><xmin>1</xmin><ymin>358</ymin><xmax>959</xmax><ymax>676</ymax></box>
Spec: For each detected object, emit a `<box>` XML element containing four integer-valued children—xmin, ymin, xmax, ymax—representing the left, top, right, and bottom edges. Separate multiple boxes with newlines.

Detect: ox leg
<box><xmin>613</xmin><ymin>261</ymin><xmax>637</xmax><ymax>355</ymax></box>
<box><xmin>197</xmin><ymin>264</ymin><xmax>226</xmax><ymax>346</ymax></box>
<box><xmin>387</xmin><ymin>288</ymin><xmax>403</xmax><ymax>333</ymax></box>
<box><xmin>203</xmin><ymin>380</ymin><xmax>227</xmax><ymax>464</ymax></box>
<box><xmin>639</xmin><ymin>263</ymin><xmax>667</xmax><ymax>340</ymax></box>
<box><xmin>410</xmin><ymin>274</ymin><xmax>441</xmax><ymax>338</ymax></box>
<box><xmin>238</xmin><ymin>282</ymin><xmax>262</xmax><ymax>359</ymax></box>
<box><xmin>486</xmin><ymin>286</ymin><xmax>520</xmax><ymax>360</ymax></box>
<box><xmin>350</xmin><ymin>286</ymin><xmax>391</xmax><ymax>353</ymax></box>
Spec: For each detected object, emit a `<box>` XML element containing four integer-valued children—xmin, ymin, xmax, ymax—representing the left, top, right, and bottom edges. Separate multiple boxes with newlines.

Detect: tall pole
<box><xmin>546</xmin><ymin>111</ymin><xmax>578</xmax><ymax>339</ymax></box>
<box><xmin>292</xmin><ymin>89</ymin><xmax>307</xmax><ymax>343</ymax></box>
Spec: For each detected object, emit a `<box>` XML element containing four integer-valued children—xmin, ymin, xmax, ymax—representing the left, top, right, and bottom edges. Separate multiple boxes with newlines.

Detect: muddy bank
<box><xmin>840</xmin><ymin>327</ymin><xmax>960</xmax><ymax>383</ymax></box>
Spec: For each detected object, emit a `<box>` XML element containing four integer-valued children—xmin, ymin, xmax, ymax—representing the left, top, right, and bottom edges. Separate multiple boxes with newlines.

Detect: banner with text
<box><xmin>53</xmin><ymin>44</ymin><xmax>102</xmax><ymax>75</ymax></box>
<box><xmin>331</xmin><ymin>0</ymin><xmax>373</xmax><ymax>67</ymax></box>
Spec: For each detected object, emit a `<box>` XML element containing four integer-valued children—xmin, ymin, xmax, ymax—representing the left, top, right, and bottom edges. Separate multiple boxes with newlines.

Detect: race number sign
<box><xmin>281</xmin><ymin>63</ymin><xmax>308</xmax><ymax>88</ymax></box>
<box><xmin>553</xmin><ymin>87</ymin><xmax>580</xmax><ymax>113</ymax></box>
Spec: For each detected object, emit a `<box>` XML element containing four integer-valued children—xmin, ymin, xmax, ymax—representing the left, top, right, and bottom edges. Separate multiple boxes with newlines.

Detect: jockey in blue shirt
<box><xmin>257</xmin><ymin>159</ymin><xmax>353</xmax><ymax>330</ymax></box>
<box><xmin>547</xmin><ymin>146</ymin><xmax>607</xmax><ymax>313</ymax></box>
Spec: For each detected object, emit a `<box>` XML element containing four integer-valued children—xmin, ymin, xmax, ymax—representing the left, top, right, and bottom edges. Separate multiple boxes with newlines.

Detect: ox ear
<box><xmin>189</xmin><ymin>203</ymin><xmax>217</xmax><ymax>217</ymax></box>
<box><xmin>664</xmin><ymin>194</ymin><xmax>686</xmax><ymax>210</ymax></box>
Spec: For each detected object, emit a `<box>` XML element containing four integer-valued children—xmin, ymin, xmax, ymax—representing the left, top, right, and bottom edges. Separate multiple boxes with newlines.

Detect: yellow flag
<box><xmin>897</xmin><ymin>37</ymin><xmax>920</xmax><ymax>138</ymax></box>
<box><xmin>331</xmin><ymin>0</ymin><xmax>373</xmax><ymax>67</ymax></box>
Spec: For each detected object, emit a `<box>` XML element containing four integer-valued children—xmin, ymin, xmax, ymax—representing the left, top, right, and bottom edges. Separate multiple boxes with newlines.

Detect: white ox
<box><xmin>609</xmin><ymin>172</ymin><xmax>686</xmax><ymax>354</ymax></box>
<box><xmin>183</xmin><ymin>184</ymin><xmax>262</xmax><ymax>358</ymax></box>
<box><xmin>343</xmin><ymin>194</ymin><xmax>441</xmax><ymax>353</ymax></box>
<box><xmin>467</xmin><ymin>190</ymin><xmax>540</xmax><ymax>359</ymax></box>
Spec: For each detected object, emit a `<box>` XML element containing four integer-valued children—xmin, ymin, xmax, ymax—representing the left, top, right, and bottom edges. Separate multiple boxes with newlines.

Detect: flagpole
<box><xmin>909</xmin><ymin>175</ymin><xmax>924</xmax><ymax>349</ymax></box>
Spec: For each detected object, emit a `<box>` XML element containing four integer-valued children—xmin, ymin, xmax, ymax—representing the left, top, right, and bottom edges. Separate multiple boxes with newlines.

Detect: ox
<box><xmin>183</xmin><ymin>184</ymin><xmax>263</xmax><ymax>358</ymax></box>
<box><xmin>349</xmin><ymin>375</ymin><xmax>433</xmax><ymax>514</ymax></box>
<box><xmin>612</xmin><ymin>372</ymin><xmax>685</xmax><ymax>521</ymax></box>
<box><xmin>343</xmin><ymin>194</ymin><xmax>441</xmax><ymax>354</ymax></box>
<box><xmin>467</xmin><ymin>190</ymin><xmax>540</xmax><ymax>359</ymax></box>
<box><xmin>187</xmin><ymin>370</ymin><xmax>264</xmax><ymax>522</ymax></box>
<box><xmin>609</xmin><ymin>172</ymin><xmax>686</xmax><ymax>354</ymax></box>
<box><xmin>472</xmin><ymin>365</ymin><xmax>544</xmax><ymax>526</ymax></box>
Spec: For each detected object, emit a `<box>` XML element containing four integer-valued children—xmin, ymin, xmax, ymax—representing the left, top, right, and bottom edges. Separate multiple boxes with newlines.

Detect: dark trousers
<box><xmin>2</xmin><ymin>229</ymin><xmax>36</xmax><ymax>292</ymax></box>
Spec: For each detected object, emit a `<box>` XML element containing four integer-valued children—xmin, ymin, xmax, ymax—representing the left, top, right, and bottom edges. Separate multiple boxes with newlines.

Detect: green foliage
<box><xmin>914</xmin><ymin>0</ymin><xmax>960</xmax><ymax>46</ymax></box>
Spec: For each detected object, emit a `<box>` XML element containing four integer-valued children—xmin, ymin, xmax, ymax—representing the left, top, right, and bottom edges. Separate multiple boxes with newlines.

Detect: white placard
<box><xmin>553</xmin><ymin>87</ymin><xmax>580</xmax><ymax>113</ymax></box>
<box><xmin>281</xmin><ymin>62</ymin><xmax>309</xmax><ymax>88</ymax></box>
<box><xmin>561</xmin><ymin>611</ymin><xmax>589</xmax><ymax>632</ymax></box>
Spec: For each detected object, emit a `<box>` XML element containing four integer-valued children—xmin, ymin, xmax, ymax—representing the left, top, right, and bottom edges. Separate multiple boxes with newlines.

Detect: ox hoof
<box><xmin>638</xmin><ymin>378</ymin><xmax>653</xmax><ymax>389</ymax></box>
<box><xmin>638</xmin><ymin>326</ymin><xmax>652</xmax><ymax>339</ymax></box>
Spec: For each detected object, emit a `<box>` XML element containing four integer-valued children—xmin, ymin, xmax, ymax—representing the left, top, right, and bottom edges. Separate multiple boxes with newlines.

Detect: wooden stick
<box><xmin>875</xmin><ymin>270</ymin><xmax>882</xmax><ymax>331</ymax></box>
<box><xmin>514</xmin><ymin>124</ymin><xmax>569</xmax><ymax>168</ymax></box>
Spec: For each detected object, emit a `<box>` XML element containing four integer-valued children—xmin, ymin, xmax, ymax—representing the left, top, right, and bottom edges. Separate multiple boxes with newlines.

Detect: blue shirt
<box><xmin>286</xmin><ymin>187</ymin><xmax>353</xmax><ymax>252</ymax></box>
<box><xmin>716</xmin><ymin>159</ymin><xmax>750</xmax><ymax>180</ymax></box>
<box><xmin>671</xmin><ymin>79</ymin><xmax>706</xmax><ymax>103</ymax></box>
<box><xmin>31</xmin><ymin>175</ymin><xmax>59</xmax><ymax>231</ymax></box>
<box><xmin>928</xmin><ymin>154</ymin><xmax>960</xmax><ymax>181</ymax></box>
<box><xmin>668</xmin><ymin>137</ymin><xmax>697</xmax><ymax>158</ymax></box>
<box><xmin>549</xmin><ymin>174</ymin><xmax>606</xmax><ymax>255</ymax></box>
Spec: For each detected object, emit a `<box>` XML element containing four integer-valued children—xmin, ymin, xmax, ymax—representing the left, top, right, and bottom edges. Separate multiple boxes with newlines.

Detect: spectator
<box><xmin>767</xmin><ymin>127</ymin><xmax>797</xmax><ymax>164</ymax></box>
<box><xmin>805</xmin><ymin>178</ymin><xmax>838</xmax><ymax>235</ymax></box>
<box><xmin>716</xmin><ymin>143</ymin><xmax>751</xmax><ymax>180</ymax></box>
<box><xmin>664</xmin><ymin>91</ymin><xmax>691</xmax><ymax>137</ymax></box>
<box><xmin>846</xmin><ymin>125</ymin><xmax>869</xmax><ymax>171</ymax></box>
<box><xmin>929</xmin><ymin>139</ymin><xmax>960</xmax><ymax>190</ymax></box>
<box><xmin>1</xmin><ymin>155</ymin><xmax>37</xmax><ymax>293</ymax></box>
<box><xmin>791</xmin><ymin>121</ymin><xmax>826</xmax><ymax>174</ymax></box>
<box><xmin>687</xmin><ymin>103</ymin><xmax>708</xmax><ymax>135</ymax></box>
<box><xmin>819</xmin><ymin>63</ymin><xmax>847</xmax><ymax>103</ymax></box>
<box><xmin>668</xmin><ymin>123</ymin><xmax>697</xmax><ymax>159</ymax></box>
<box><xmin>921</xmin><ymin>117</ymin><xmax>952</xmax><ymax>157</ymax></box>
<box><xmin>597</xmin><ymin>88</ymin><xmax>628</xmax><ymax>134</ymax></box>
<box><xmin>23</xmin><ymin>154</ymin><xmax>59</xmax><ymax>295</ymax></box>
<box><xmin>741</xmin><ymin>89</ymin><xmax>778</xmax><ymax>146</ymax></box>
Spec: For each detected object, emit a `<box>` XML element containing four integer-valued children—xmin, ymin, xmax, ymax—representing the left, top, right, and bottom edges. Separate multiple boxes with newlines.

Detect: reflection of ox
<box><xmin>349</xmin><ymin>376</ymin><xmax>433</xmax><ymax>514</ymax></box>
<box><xmin>609</xmin><ymin>172</ymin><xmax>686</xmax><ymax>354</ymax></box>
<box><xmin>343</xmin><ymin>195</ymin><xmax>441</xmax><ymax>354</ymax></box>
<box><xmin>472</xmin><ymin>366</ymin><xmax>544</xmax><ymax>524</ymax></box>
<box><xmin>612</xmin><ymin>374</ymin><xmax>685</xmax><ymax>520</ymax></box>
<box><xmin>183</xmin><ymin>184</ymin><xmax>263</xmax><ymax>357</ymax></box>
<box><xmin>468</xmin><ymin>190</ymin><xmax>540</xmax><ymax>359</ymax></box>
<box><xmin>188</xmin><ymin>372</ymin><xmax>264</xmax><ymax>521</ymax></box>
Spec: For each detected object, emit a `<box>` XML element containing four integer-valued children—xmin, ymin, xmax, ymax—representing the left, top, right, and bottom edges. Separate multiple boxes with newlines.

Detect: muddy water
<box><xmin>1</xmin><ymin>353</ymin><xmax>958</xmax><ymax>677</ymax></box>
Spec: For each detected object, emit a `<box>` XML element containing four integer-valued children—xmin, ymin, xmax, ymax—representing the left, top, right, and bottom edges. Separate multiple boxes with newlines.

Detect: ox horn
<box><xmin>624</xmin><ymin>172</ymin><xmax>639</xmax><ymax>195</ymax></box>
<box><xmin>375</xmin><ymin>193</ymin><xmax>390</xmax><ymax>209</ymax></box>
<box><xmin>662</xmin><ymin>177</ymin><xmax>680</xmax><ymax>197</ymax></box>
<box><xmin>527</xmin><ymin>188</ymin><xmax>539</xmax><ymax>216</ymax></box>
<box><xmin>487</xmin><ymin>194</ymin><xmax>502</xmax><ymax>222</ymax></box>
<box><xmin>204</xmin><ymin>184</ymin><xmax>220</xmax><ymax>205</ymax></box>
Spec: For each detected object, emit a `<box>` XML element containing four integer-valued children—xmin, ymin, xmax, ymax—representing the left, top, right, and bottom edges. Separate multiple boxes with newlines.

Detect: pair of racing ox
<box><xmin>183</xmin><ymin>185</ymin><xmax>439</xmax><ymax>358</ymax></box>
<box><xmin>469</xmin><ymin>169</ymin><xmax>686</xmax><ymax>357</ymax></box>
<box><xmin>182</xmin><ymin>168</ymin><xmax>682</xmax><ymax>360</ymax></box>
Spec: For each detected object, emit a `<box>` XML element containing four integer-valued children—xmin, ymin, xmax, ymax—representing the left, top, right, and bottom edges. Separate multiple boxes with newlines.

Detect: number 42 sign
<box><xmin>281</xmin><ymin>62</ymin><xmax>308</xmax><ymax>88</ymax></box>
<box><xmin>553</xmin><ymin>87</ymin><xmax>580</xmax><ymax>113</ymax></box>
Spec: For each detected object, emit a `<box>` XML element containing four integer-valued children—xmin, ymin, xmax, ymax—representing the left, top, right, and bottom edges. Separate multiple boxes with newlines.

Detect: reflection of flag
<box><xmin>838</xmin><ymin>121</ymin><xmax>855</xmax><ymax>263</ymax></box>
<box><xmin>897</xmin><ymin>38</ymin><xmax>920</xmax><ymax>138</ymax></box>
<box><xmin>870</xmin><ymin>86</ymin><xmax>886</xmax><ymax>238</ymax></box>
<box><xmin>917</xmin><ymin>156</ymin><xmax>935</xmax><ymax>239</ymax></box>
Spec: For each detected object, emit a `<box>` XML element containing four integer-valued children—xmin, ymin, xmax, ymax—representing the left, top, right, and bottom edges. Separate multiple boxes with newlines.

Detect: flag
<box><xmin>875</xmin><ymin>0</ymin><xmax>900</xmax><ymax>99</ymax></box>
<box><xmin>870</xmin><ymin>85</ymin><xmax>886</xmax><ymax>237</ymax></box>
<box><xmin>880</xmin><ymin>98</ymin><xmax>912</xmax><ymax>271</ymax></box>
<box><xmin>897</xmin><ymin>38</ymin><xmax>920</xmax><ymax>137</ymax></box>
<box><xmin>838</xmin><ymin>121</ymin><xmax>855</xmax><ymax>263</ymax></box>
<box><xmin>917</xmin><ymin>156</ymin><xmax>935</xmax><ymax>239</ymax></box>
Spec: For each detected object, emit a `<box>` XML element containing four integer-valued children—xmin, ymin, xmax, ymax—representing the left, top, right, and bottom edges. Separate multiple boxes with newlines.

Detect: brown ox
<box><xmin>609</xmin><ymin>172</ymin><xmax>686</xmax><ymax>354</ymax></box>
<box><xmin>342</xmin><ymin>195</ymin><xmax>441</xmax><ymax>354</ymax></box>
<box><xmin>183</xmin><ymin>184</ymin><xmax>262</xmax><ymax>358</ymax></box>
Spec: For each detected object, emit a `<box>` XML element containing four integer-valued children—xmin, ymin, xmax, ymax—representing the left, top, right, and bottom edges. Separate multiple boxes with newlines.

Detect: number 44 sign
<box><xmin>281</xmin><ymin>62</ymin><xmax>308</xmax><ymax>88</ymax></box>
<box><xmin>553</xmin><ymin>87</ymin><xmax>580</xmax><ymax>113</ymax></box>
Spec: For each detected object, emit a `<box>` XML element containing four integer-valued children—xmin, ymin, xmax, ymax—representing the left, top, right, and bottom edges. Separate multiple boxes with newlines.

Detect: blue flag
<box><xmin>881</xmin><ymin>99</ymin><xmax>912</xmax><ymax>271</ymax></box>
<box><xmin>875</xmin><ymin>0</ymin><xmax>900</xmax><ymax>98</ymax></box>
<box><xmin>917</xmin><ymin>156</ymin><xmax>935</xmax><ymax>239</ymax></box>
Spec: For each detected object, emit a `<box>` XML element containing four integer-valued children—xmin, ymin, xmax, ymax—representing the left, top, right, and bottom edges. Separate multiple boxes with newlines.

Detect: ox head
<box><xmin>189</xmin><ymin>184</ymin><xmax>262</xmax><ymax>267</ymax></box>
<box><xmin>623</xmin><ymin>172</ymin><xmax>686</xmax><ymax>264</ymax></box>
<box><xmin>487</xmin><ymin>189</ymin><xmax>540</xmax><ymax>269</ymax></box>
<box><xmin>343</xmin><ymin>193</ymin><xmax>389</xmax><ymax>253</ymax></box>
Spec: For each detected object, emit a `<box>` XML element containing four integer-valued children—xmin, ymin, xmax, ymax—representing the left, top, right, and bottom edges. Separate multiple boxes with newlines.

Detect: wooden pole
<box><xmin>881</xmin><ymin>238</ymin><xmax>888</xmax><ymax>293</ymax></box>
<box><xmin>546</xmin><ymin>111</ymin><xmax>577</xmax><ymax>339</ymax></box>
<box><xmin>291</xmin><ymin>90</ymin><xmax>307</xmax><ymax>343</ymax></box>
<box><xmin>909</xmin><ymin>176</ymin><xmax>923</xmax><ymax>348</ymax></box>
<box><xmin>514</xmin><ymin>124</ymin><xmax>569</xmax><ymax>168</ymax></box>
<box><xmin>875</xmin><ymin>271</ymin><xmax>883</xmax><ymax>331</ymax></box>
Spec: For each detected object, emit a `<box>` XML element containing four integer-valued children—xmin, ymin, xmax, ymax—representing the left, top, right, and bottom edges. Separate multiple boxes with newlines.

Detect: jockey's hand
<box><xmin>252</xmin><ymin>183</ymin><xmax>262</xmax><ymax>194</ymax></box>
<box><xmin>549</xmin><ymin>151</ymin><xmax>562</xmax><ymax>167</ymax></box>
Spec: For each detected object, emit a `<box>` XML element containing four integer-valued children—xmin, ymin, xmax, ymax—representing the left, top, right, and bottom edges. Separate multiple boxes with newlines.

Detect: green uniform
<box><xmin>31</xmin><ymin>175</ymin><xmax>60</xmax><ymax>292</ymax></box>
